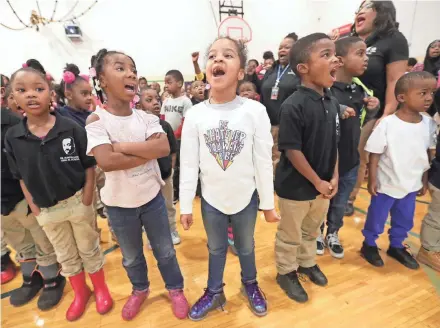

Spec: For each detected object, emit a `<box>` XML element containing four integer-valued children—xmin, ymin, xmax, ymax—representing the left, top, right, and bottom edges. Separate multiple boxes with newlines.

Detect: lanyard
<box><xmin>275</xmin><ymin>65</ymin><xmax>290</xmax><ymax>87</ymax></box>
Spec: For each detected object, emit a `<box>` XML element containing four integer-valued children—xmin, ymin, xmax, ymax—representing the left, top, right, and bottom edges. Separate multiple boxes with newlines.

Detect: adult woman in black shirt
<box><xmin>347</xmin><ymin>0</ymin><xmax>409</xmax><ymax>215</ymax></box>
<box><xmin>260</xmin><ymin>32</ymin><xmax>300</xmax><ymax>177</ymax></box>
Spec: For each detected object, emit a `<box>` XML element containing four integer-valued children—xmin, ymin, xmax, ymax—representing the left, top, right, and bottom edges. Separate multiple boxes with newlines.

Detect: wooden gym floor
<box><xmin>1</xmin><ymin>185</ymin><xmax>440</xmax><ymax>328</ymax></box>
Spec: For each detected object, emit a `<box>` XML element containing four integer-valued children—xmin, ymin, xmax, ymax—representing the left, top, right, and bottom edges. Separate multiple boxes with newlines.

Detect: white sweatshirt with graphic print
<box><xmin>179</xmin><ymin>96</ymin><xmax>274</xmax><ymax>215</ymax></box>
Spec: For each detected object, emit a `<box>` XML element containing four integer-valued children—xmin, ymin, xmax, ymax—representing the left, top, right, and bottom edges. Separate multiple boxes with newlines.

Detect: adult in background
<box><xmin>346</xmin><ymin>0</ymin><xmax>408</xmax><ymax>216</ymax></box>
<box><xmin>260</xmin><ymin>32</ymin><xmax>301</xmax><ymax>177</ymax></box>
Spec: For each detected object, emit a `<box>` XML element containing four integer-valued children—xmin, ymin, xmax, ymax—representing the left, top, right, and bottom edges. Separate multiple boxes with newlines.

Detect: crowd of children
<box><xmin>1</xmin><ymin>16</ymin><xmax>439</xmax><ymax>324</ymax></box>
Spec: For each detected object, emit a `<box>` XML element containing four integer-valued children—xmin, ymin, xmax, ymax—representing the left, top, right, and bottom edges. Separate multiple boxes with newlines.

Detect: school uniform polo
<box><xmin>359</xmin><ymin>30</ymin><xmax>408</xmax><ymax>117</ymax></box>
<box><xmin>330</xmin><ymin>81</ymin><xmax>365</xmax><ymax>176</ymax></box>
<box><xmin>275</xmin><ymin>86</ymin><xmax>340</xmax><ymax>201</ymax></box>
<box><xmin>158</xmin><ymin>119</ymin><xmax>177</xmax><ymax>180</ymax></box>
<box><xmin>1</xmin><ymin>108</ymin><xmax>24</xmax><ymax>215</ymax></box>
<box><xmin>4</xmin><ymin>112</ymin><xmax>96</xmax><ymax>208</ymax></box>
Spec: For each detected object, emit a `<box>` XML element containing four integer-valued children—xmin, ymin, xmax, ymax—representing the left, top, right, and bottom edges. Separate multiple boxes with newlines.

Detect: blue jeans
<box><xmin>363</xmin><ymin>192</ymin><xmax>417</xmax><ymax>248</ymax></box>
<box><xmin>107</xmin><ymin>192</ymin><xmax>184</xmax><ymax>291</ymax></box>
<box><xmin>322</xmin><ymin>165</ymin><xmax>359</xmax><ymax>234</ymax></box>
<box><xmin>201</xmin><ymin>191</ymin><xmax>258</xmax><ymax>292</ymax></box>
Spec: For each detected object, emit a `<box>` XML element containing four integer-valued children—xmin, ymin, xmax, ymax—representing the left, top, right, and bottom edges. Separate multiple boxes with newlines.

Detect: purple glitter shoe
<box><xmin>241</xmin><ymin>281</ymin><xmax>267</xmax><ymax>316</ymax></box>
<box><xmin>188</xmin><ymin>289</ymin><xmax>226</xmax><ymax>321</ymax></box>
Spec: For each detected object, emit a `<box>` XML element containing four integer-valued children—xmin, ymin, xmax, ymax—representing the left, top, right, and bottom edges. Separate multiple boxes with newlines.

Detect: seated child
<box><xmin>361</xmin><ymin>71</ymin><xmax>438</xmax><ymax>270</ymax></box>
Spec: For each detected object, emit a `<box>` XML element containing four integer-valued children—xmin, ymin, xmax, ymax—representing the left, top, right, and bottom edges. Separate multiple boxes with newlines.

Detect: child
<box><xmin>150</xmin><ymin>81</ymin><xmax>161</xmax><ymax>95</ymax></box>
<box><xmin>361</xmin><ymin>71</ymin><xmax>438</xmax><ymax>269</ymax></box>
<box><xmin>180</xmin><ymin>36</ymin><xmax>279</xmax><ymax>321</ymax></box>
<box><xmin>407</xmin><ymin>58</ymin><xmax>418</xmax><ymax>72</ymax></box>
<box><xmin>238</xmin><ymin>81</ymin><xmax>258</xmax><ymax>101</ymax></box>
<box><xmin>190</xmin><ymin>80</ymin><xmax>205</xmax><ymax>105</ymax></box>
<box><xmin>4</xmin><ymin>67</ymin><xmax>112</xmax><ymax>321</ymax></box>
<box><xmin>161</xmin><ymin>69</ymin><xmax>193</xmax><ymax>201</ymax></box>
<box><xmin>139</xmin><ymin>87</ymin><xmax>180</xmax><ymax>245</ymax></box>
<box><xmin>318</xmin><ymin>37</ymin><xmax>380</xmax><ymax>259</ymax></box>
<box><xmin>1</xmin><ymin>105</ymin><xmax>65</xmax><ymax>309</ymax></box>
<box><xmin>419</xmin><ymin>129</ymin><xmax>440</xmax><ymax>272</ymax></box>
<box><xmin>274</xmin><ymin>33</ymin><xmax>340</xmax><ymax>303</ymax></box>
<box><xmin>85</xmin><ymin>49</ymin><xmax>188</xmax><ymax>321</ymax></box>
<box><xmin>138</xmin><ymin>76</ymin><xmax>148</xmax><ymax>90</ymax></box>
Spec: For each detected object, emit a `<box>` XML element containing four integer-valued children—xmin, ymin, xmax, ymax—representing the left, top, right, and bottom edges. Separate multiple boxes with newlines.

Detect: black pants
<box><xmin>173</xmin><ymin>140</ymin><xmax>181</xmax><ymax>200</ymax></box>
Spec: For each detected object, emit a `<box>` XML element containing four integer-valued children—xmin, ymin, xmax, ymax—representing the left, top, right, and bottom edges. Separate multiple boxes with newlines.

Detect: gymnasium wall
<box><xmin>0</xmin><ymin>0</ymin><xmax>439</xmax><ymax>80</ymax></box>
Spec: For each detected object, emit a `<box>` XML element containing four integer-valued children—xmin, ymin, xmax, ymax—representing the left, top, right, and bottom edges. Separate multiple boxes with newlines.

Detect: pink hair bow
<box><xmin>63</xmin><ymin>71</ymin><xmax>76</xmax><ymax>84</ymax></box>
<box><xmin>22</xmin><ymin>63</ymin><xmax>28</xmax><ymax>68</ymax></box>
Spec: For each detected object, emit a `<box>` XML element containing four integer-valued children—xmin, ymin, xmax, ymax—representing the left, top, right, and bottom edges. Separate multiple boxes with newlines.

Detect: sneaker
<box><xmin>241</xmin><ymin>281</ymin><xmax>267</xmax><ymax>317</ymax></box>
<box><xmin>360</xmin><ymin>242</ymin><xmax>384</xmax><ymax>267</ymax></box>
<box><xmin>122</xmin><ymin>288</ymin><xmax>150</xmax><ymax>321</ymax></box>
<box><xmin>316</xmin><ymin>235</ymin><xmax>325</xmax><ymax>256</ymax></box>
<box><xmin>173</xmin><ymin>196</ymin><xmax>179</xmax><ymax>205</ymax></box>
<box><xmin>97</xmin><ymin>207</ymin><xmax>107</xmax><ymax>218</ymax></box>
<box><xmin>171</xmin><ymin>231</ymin><xmax>181</xmax><ymax>245</ymax></box>
<box><xmin>276</xmin><ymin>271</ymin><xmax>308</xmax><ymax>303</ymax></box>
<box><xmin>188</xmin><ymin>289</ymin><xmax>226</xmax><ymax>321</ymax></box>
<box><xmin>417</xmin><ymin>247</ymin><xmax>440</xmax><ymax>272</ymax></box>
<box><xmin>326</xmin><ymin>232</ymin><xmax>344</xmax><ymax>259</ymax></box>
<box><xmin>169</xmin><ymin>289</ymin><xmax>189</xmax><ymax>319</ymax></box>
<box><xmin>387</xmin><ymin>246</ymin><xmax>419</xmax><ymax>270</ymax></box>
<box><xmin>298</xmin><ymin>265</ymin><xmax>328</xmax><ymax>286</ymax></box>
<box><xmin>344</xmin><ymin>202</ymin><xmax>354</xmax><ymax>216</ymax></box>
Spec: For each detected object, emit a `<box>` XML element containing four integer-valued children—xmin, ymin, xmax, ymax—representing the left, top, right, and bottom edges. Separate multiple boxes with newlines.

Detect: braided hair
<box><xmin>90</xmin><ymin>48</ymin><xmax>137</xmax><ymax>104</ymax></box>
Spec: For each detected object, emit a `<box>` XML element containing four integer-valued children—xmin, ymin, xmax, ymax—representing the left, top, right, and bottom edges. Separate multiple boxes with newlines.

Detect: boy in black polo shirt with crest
<box><xmin>5</xmin><ymin>67</ymin><xmax>112</xmax><ymax>321</ymax></box>
<box><xmin>318</xmin><ymin>37</ymin><xmax>380</xmax><ymax>259</ymax></box>
<box><xmin>275</xmin><ymin>33</ymin><xmax>340</xmax><ymax>303</ymax></box>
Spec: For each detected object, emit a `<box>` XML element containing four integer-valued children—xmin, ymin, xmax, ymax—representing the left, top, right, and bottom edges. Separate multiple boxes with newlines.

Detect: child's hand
<box><xmin>315</xmin><ymin>180</ymin><xmax>333</xmax><ymax>196</ymax></box>
<box><xmin>180</xmin><ymin>214</ymin><xmax>193</xmax><ymax>230</ymax></box>
<box><xmin>364</xmin><ymin>96</ymin><xmax>380</xmax><ymax>110</ymax></box>
<box><xmin>324</xmin><ymin>178</ymin><xmax>339</xmax><ymax>199</ymax></box>
<box><xmin>418</xmin><ymin>183</ymin><xmax>429</xmax><ymax>196</ymax></box>
<box><xmin>342</xmin><ymin>107</ymin><xmax>356</xmax><ymax>119</ymax></box>
<box><xmin>191</xmin><ymin>52</ymin><xmax>199</xmax><ymax>63</ymax></box>
<box><xmin>368</xmin><ymin>179</ymin><xmax>378</xmax><ymax>196</ymax></box>
<box><xmin>263</xmin><ymin>209</ymin><xmax>280</xmax><ymax>223</ymax></box>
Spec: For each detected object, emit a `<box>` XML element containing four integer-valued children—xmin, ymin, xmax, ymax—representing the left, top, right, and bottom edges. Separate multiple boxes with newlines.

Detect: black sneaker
<box><xmin>37</xmin><ymin>274</ymin><xmax>66</xmax><ymax>310</ymax></box>
<box><xmin>344</xmin><ymin>202</ymin><xmax>354</xmax><ymax>216</ymax></box>
<box><xmin>298</xmin><ymin>265</ymin><xmax>328</xmax><ymax>286</ymax></box>
<box><xmin>316</xmin><ymin>235</ymin><xmax>325</xmax><ymax>256</ymax></box>
<box><xmin>360</xmin><ymin>242</ymin><xmax>384</xmax><ymax>267</ymax></box>
<box><xmin>276</xmin><ymin>271</ymin><xmax>308</xmax><ymax>303</ymax></box>
<box><xmin>387</xmin><ymin>246</ymin><xmax>420</xmax><ymax>270</ymax></box>
<box><xmin>97</xmin><ymin>207</ymin><xmax>107</xmax><ymax>219</ymax></box>
<box><xmin>10</xmin><ymin>272</ymin><xmax>44</xmax><ymax>306</ymax></box>
<box><xmin>326</xmin><ymin>232</ymin><xmax>344</xmax><ymax>259</ymax></box>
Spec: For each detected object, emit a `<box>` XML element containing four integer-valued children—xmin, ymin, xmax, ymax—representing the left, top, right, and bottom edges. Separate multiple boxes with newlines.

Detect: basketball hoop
<box><xmin>218</xmin><ymin>16</ymin><xmax>252</xmax><ymax>43</ymax></box>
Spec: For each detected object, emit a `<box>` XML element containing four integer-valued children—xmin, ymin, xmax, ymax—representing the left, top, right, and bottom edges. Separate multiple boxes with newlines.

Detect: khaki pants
<box><xmin>95</xmin><ymin>166</ymin><xmax>105</xmax><ymax>211</ymax></box>
<box><xmin>36</xmin><ymin>192</ymin><xmax>104</xmax><ymax>277</ymax></box>
<box><xmin>1</xmin><ymin>232</ymin><xmax>8</xmax><ymax>256</ymax></box>
<box><xmin>275</xmin><ymin>197</ymin><xmax>330</xmax><ymax>274</ymax></box>
<box><xmin>2</xmin><ymin>199</ymin><xmax>57</xmax><ymax>266</ymax></box>
<box><xmin>349</xmin><ymin>119</ymin><xmax>377</xmax><ymax>202</ymax></box>
<box><xmin>421</xmin><ymin>183</ymin><xmax>440</xmax><ymax>252</ymax></box>
<box><xmin>271</xmin><ymin>125</ymin><xmax>280</xmax><ymax>178</ymax></box>
<box><xmin>161</xmin><ymin>170</ymin><xmax>177</xmax><ymax>233</ymax></box>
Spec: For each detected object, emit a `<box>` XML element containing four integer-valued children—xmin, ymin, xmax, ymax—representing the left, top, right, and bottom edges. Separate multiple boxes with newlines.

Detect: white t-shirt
<box><xmin>179</xmin><ymin>96</ymin><xmax>275</xmax><ymax>215</ymax></box>
<box><xmin>86</xmin><ymin>107</ymin><xmax>164</xmax><ymax>208</ymax></box>
<box><xmin>160</xmin><ymin>96</ymin><xmax>193</xmax><ymax>131</ymax></box>
<box><xmin>365</xmin><ymin>113</ymin><xmax>437</xmax><ymax>199</ymax></box>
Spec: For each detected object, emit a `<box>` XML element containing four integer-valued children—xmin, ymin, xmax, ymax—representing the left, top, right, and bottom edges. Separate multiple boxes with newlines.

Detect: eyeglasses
<box><xmin>355</xmin><ymin>1</ymin><xmax>374</xmax><ymax>15</ymax></box>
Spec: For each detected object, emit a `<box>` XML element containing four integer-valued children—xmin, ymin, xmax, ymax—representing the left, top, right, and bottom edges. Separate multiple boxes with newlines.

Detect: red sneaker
<box><xmin>122</xmin><ymin>289</ymin><xmax>149</xmax><ymax>321</ymax></box>
<box><xmin>169</xmin><ymin>289</ymin><xmax>189</xmax><ymax>319</ymax></box>
<box><xmin>1</xmin><ymin>253</ymin><xmax>17</xmax><ymax>285</ymax></box>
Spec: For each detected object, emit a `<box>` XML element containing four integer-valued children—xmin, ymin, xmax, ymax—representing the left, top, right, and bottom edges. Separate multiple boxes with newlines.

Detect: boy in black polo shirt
<box><xmin>274</xmin><ymin>33</ymin><xmax>340</xmax><ymax>303</ymax></box>
<box><xmin>5</xmin><ymin>67</ymin><xmax>112</xmax><ymax>321</ymax></box>
<box><xmin>318</xmin><ymin>37</ymin><xmax>380</xmax><ymax>259</ymax></box>
<box><xmin>1</xmin><ymin>107</ymin><xmax>65</xmax><ymax>310</ymax></box>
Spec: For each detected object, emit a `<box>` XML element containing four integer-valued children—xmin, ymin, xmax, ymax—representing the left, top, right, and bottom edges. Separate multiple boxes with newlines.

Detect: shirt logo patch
<box><xmin>62</xmin><ymin>137</ymin><xmax>75</xmax><ymax>155</ymax></box>
<box><xmin>60</xmin><ymin>137</ymin><xmax>79</xmax><ymax>162</ymax></box>
<box><xmin>204</xmin><ymin>121</ymin><xmax>246</xmax><ymax>171</ymax></box>
<box><xmin>366</xmin><ymin>46</ymin><xmax>377</xmax><ymax>55</ymax></box>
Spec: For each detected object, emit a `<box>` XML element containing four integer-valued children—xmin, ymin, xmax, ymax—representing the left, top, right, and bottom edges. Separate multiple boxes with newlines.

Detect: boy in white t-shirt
<box><xmin>361</xmin><ymin>71</ymin><xmax>438</xmax><ymax>270</ymax></box>
<box><xmin>160</xmin><ymin>70</ymin><xmax>192</xmax><ymax>201</ymax></box>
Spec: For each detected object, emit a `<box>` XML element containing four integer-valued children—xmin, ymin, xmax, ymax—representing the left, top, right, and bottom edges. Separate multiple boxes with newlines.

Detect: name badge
<box><xmin>271</xmin><ymin>86</ymin><xmax>279</xmax><ymax>100</ymax></box>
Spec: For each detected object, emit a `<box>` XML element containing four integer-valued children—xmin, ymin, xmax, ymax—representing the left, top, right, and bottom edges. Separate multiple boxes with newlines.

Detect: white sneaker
<box><xmin>326</xmin><ymin>232</ymin><xmax>344</xmax><ymax>259</ymax></box>
<box><xmin>317</xmin><ymin>234</ymin><xmax>325</xmax><ymax>255</ymax></box>
<box><xmin>171</xmin><ymin>231</ymin><xmax>181</xmax><ymax>245</ymax></box>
